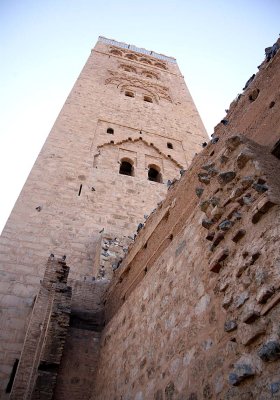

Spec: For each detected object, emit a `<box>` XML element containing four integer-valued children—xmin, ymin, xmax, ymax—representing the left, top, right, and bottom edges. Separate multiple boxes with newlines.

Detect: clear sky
<box><xmin>0</xmin><ymin>0</ymin><xmax>279</xmax><ymax>232</ymax></box>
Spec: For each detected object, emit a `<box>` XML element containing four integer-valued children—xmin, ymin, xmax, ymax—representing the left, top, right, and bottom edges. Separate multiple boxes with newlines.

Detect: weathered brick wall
<box><xmin>54</xmin><ymin>279</ymin><xmax>108</xmax><ymax>400</ymax></box>
<box><xmin>0</xmin><ymin>37</ymin><xmax>207</xmax><ymax>391</ymax></box>
<box><xmin>214</xmin><ymin>38</ymin><xmax>280</xmax><ymax>148</ymax></box>
<box><xmin>9</xmin><ymin>257</ymin><xmax>71</xmax><ymax>400</ymax></box>
<box><xmin>92</xmin><ymin>135</ymin><xmax>280</xmax><ymax>399</ymax></box>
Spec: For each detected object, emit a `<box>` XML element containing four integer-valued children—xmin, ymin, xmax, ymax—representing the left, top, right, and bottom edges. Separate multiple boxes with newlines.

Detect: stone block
<box><xmin>241</xmin><ymin>308</ymin><xmax>260</xmax><ymax>324</ymax></box>
<box><xmin>252</xmin><ymin>196</ymin><xmax>275</xmax><ymax>223</ymax></box>
<box><xmin>228</xmin><ymin>363</ymin><xmax>255</xmax><ymax>386</ymax></box>
<box><xmin>234</xmin><ymin>291</ymin><xmax>249</xmax><ymax>308</ymax></box>
<box><xmin>238</xmin><ymin>322</ymin><xmax>266</xmax><ymax>346</ymax></box>
<box><xmin>209</xmin><ymin>248</ymin><xmax>229</xmax><ymax>273</ymax></box>
<box><xmin>258</xmin><ymin>341</ymin><xmax>280</xmax><ymax>362</ymax></box>
<box><xmin>218</xmin><ymin>171</ymin><xmax>236</xmax><ymax>185</ymax></box>
<box><xmin>219</xmin><ymin>220</ymin><xmax>233</xmax><ymax>231</ymax></box>
<box><xmin>256</xmin><ymin>285</ymin><xmax>275</xmax><ymax>304</ymax></box>
<box><xmin>240</xmin><ymin>176</ymin><xmax>254</xmax><ymax>189</ymax></box>
<box><xmin>236</xmin><ymin>150</ymin><xmax>253</xmax><ymax>169</ymax></box>
<box><xmin>224</xmin><ymin>320</ymin><xmax>237</xmax><ymax>332</ymax></box>
<box><xmin>222</xmin><ymin>293</ymin><xmax>233</xmax><ymax>309</ymax></box>
<box><xmin>198</xmin><ymin>172</ymin><xmax>210</xmax><ymax>185</ymax></box>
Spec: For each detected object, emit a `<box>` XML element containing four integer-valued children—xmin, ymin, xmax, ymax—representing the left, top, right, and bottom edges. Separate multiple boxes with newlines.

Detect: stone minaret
<box><xmin>0</xmin><ymin>36</ymin><xmax>207</xmax><ymax>394</ymax></box>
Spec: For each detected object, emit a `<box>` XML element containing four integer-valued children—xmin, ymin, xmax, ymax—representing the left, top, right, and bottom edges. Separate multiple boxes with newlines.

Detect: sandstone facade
<box><xmin>0</xmin><ymin>37</ymin><xmax>207</xmax><ymax>397</ymax></box>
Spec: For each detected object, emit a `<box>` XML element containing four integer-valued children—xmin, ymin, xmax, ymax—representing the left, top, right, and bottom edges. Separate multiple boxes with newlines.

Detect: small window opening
<box><xmin>107</xmin><ymin>128</ymin><xmax>114</xmax><ymax>134</ymax></box>
<box><xmin>119</xmin><ymin>160</ymin><xmax>133</xmax><ymax>176</ymax></box>
<box><xmin>125</xmin><ymin>91</ymin><xmax>134</xmax><ymax>98</ymax></box>
<box><xmin>78</xmin><ymin>184</ymin><xmax>82</xmax><ymax>196</ymax></box>
<box><xmin>6</xmin><ymin>359</ymin><xmax>19</xmax><ymax>393</ymax></box>
<box><xmin>167</xmin><ymin>142</ymin><xmax>173</xmax><ymax>149</ymax></box>
<box><xmin>144</xmin><ymin>96</ymin><xmax>153</xmax><ymax>103</ymax></box>
<box><xmin>269</xmin><ymin>101</ymin><xmax>275</xmax><ymax>108</ymax></box>
<box><xmin>146</xmin><ymin>74</ymin><xmax>153</xmax><ymax>79</ymax></box>
<box><xmin>148</xmin><ymin>166</ymin><xmax>162</xmax><ymax>183</ymax></box>
<box><xmin>168</xmin><ymin>155</ymin><xmax>171</xmax><ymax>158</ymax></box>
<box><xmin>110</xmin><ymin>140</ymin><xmax>114</xmax><ymax>144</ymax></box>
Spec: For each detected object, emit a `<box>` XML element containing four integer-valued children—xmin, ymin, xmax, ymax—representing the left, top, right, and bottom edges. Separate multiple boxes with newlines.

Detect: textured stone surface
<box><xmin>258</xmin><ymin>341</ymin><xmax>280</xmax><ymax>362</ymax></box>
<box><xmin>0</xmin><ymin>38</ymin><xmax>208</xmax><ymax>392</ymax></box>
<box><xmin>1</xmin><ymin>36</ymin><xmax>280</xmax><ymax>400</ymax></box>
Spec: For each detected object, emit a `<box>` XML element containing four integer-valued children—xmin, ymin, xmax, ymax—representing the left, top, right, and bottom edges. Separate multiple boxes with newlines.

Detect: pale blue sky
<box><xmin>0</xmin><ymin>0</ymin><xmax>279</xmax><ymax>232</ymax></box>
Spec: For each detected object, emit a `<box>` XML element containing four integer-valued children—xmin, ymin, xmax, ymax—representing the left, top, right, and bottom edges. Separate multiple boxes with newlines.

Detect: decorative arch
<box><xmin>141</xmin><ymin>70</ymin><xmax>159</xmax><ymax>80</ymax></box>
<box><xmin>139</xmin><ymin>57</ymin><xmax>152</xmax><ymax>65</ymax></box>
<box><xmin>120</xmin><ymin>64</ymin><xmax>137</xmax><ymax>74</ymax></box>
<box><xmin>119</xmin><ymin>84</ymin><xmax>159</xmax><ymax>104</ymax></box>
<box><xmin>97</xmin><ymin>138</ymin><xmax>183</xmax><ymax>169</ymax></box>
<box><xmin>154</xmin><ymin>62</ymin><xmax>167</xmax><ymax>70</ymax></box>
<box><xmin>124</xmin><ymin>53</ymin><xmax>138</xmax><ymax>61</ymax></box>
<box><xmin>109</xmin><ymin>48</ymin><xmax>123</xmax><ymax>57</ymax></box>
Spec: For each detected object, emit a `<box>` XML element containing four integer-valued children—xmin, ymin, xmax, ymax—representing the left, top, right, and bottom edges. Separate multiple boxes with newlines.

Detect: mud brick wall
<box><xmin>93</xmin><ymin>135</ymin><xmax>280</xmax><ymax>399</ymax></box>
<box><xmin>9</xmin><ymin>257</ymin><xmax>71</xmax><ymax>400</ymax></box>
<box><xmin>54</xmin><ymin>279</ymin><xmax>108</xmax><ymax>400</ymax></box>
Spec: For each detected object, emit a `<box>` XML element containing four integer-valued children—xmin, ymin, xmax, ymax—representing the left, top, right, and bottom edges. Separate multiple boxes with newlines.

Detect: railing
<box><xmin>98</xmin><ymin>36</ymin><xmax>177</xmax><ymax>64</ymax></box>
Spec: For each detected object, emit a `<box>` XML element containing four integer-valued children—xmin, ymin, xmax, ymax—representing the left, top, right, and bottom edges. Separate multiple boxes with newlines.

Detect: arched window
<box><xmin>148</xmin><ymin>165</ymin><xmax>162</xmax><ymax>183</ymax></box>
<box><xmin>167</xmin><ymin>142</ymin><xmax>173</xmax><ymax>149</ymax></box>
<box><xmin>125</xmin><ymin>91</ymin><xmax>135</xmax><ymax>98</ymax></box>
<box><xmin>110</xmin><ymin>49</ymin><xmax>122</xmax><ymax>56</ymax></box>
<box><xmin>119</xmin><ymin>159</ymin><xmax>134</xmax><ymax>176</ymax></box>
<box><xmin>107</xmin><ymin>128</ymin><xmax>114</xmax><ymax>134</ymax></box>
<box><xmin>144</xmin><ymin>96</ymin><xmax>153</xmax><ymax>103</ymax></box>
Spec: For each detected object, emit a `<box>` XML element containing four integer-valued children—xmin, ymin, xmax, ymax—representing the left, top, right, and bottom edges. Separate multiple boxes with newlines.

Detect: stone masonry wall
<box><xmin>0</xmin><ymin>38</ymin><xmax>207</xmax><ymax>392</ymax></box>
<box><xmin>92</xmin><ymin>135</ymin><xmax>280</xmax><ymax>399</ymax></box>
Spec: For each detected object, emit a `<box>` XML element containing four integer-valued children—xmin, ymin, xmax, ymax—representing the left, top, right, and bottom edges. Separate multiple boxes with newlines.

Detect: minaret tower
<box><xmin>0</xmin><ymin>37</ymin><xmax>207</xmax><ymax>393</ymax></box>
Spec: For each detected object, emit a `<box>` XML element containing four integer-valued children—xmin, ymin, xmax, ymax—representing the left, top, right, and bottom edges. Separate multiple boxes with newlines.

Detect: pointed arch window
<box><xmin>148</xmin><ymin>165</ymin><xmax>162</xmax><ymax>183</ymax></box>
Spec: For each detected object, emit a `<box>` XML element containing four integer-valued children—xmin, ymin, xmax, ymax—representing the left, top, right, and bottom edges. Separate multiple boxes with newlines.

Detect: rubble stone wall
<box><xmin>93</xmin><ymin>135</ymin><xmax>280</xmax><ymax>399</ymax></box>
